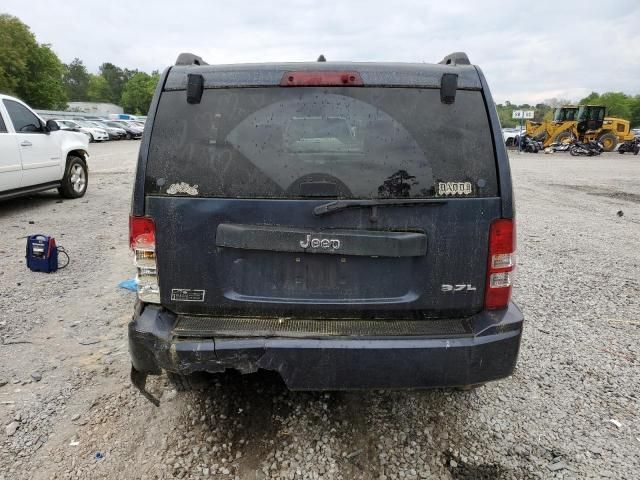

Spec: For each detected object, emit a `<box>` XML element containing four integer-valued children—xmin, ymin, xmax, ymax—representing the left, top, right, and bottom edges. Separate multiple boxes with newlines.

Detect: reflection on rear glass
<box><xmin>225</xmin><ymin>93</ymin><xmax>432</xmax><ymax>198</ymax></box>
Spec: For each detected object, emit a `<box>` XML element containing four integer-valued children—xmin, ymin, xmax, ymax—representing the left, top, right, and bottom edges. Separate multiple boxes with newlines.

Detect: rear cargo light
<box><xmin>280</xmin><ymin>71</ymin><xmax>364</xmax><ymax>87</ymax></box>
<box><xmin>485</xmin><ymin>219</ymin><xmax>515</xmax><ymax>310</ymax></box>
<box><xmin>129</xmin><ymin>216</ymin><xmax>160</xmax><ymax>304</ymax></box>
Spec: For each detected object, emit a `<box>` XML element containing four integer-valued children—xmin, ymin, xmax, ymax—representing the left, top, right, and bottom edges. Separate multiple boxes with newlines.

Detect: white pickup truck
<box><xmin>0</xmin><ymin>94</ymin><xmax>90</xmax><ymax>201</ymax></box>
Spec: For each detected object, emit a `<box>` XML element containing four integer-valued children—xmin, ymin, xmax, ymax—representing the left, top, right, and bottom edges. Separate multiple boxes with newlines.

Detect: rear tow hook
<box><xmin>130</xmin><ymin>366</ymin><xmax>160</xmax><ymax>407</ymax></box>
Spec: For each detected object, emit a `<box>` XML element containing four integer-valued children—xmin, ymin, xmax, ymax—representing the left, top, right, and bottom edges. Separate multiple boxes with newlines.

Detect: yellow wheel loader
<box><xmin>525</xmin><ymin>106</ymin><xmax>578</xmax><ymax>145</ymax></box>
<box><xmin>525</xmin><ymin>105</ymin><xmax>634</xmax><ymax>151</ymax></box>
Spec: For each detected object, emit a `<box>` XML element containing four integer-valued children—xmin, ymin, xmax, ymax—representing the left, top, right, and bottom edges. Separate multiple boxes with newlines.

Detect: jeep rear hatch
<box><xmin>142</xmin><ymin>68</ymin><xmax>503</xmax><ymax>318</ymax></box>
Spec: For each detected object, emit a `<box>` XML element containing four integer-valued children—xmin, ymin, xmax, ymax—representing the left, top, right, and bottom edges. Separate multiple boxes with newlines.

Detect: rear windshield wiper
<box><xmin>313</xmin><ymin>198</ymin><xmax>447</xmax><ymax>216</ymax></box>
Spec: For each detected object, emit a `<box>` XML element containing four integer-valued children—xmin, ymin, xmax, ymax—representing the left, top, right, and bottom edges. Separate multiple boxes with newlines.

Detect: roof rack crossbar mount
<box><xmin>175</xmin><ymin>53</ymin><xmax>208</xmax><ymax>66</ymax></box>
<box><xmin>438</xmin><ymin>52</ymin><xmax>471</xmax><ymax>66</ymax></box>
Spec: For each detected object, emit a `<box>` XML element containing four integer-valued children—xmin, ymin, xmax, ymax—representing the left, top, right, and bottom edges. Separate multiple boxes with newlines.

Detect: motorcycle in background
<box><xmin>545</xmin><ymin>132</ymin><xmax>577</xmax><ymax>153</ymax></box>
<box><xmin>617</xmin><ymin>137</ymin><xmax>639</xmax><ymax>155</ymax></box>
<box><xmin>569</xmin><ymin>139</ymin><xmax>604</xmax><ymax>156</ymax></box>
<box><xmin>515</xmin><ymin>134</ymin><xmax>544</xmax><ymax>153</ymax></box>
<box><xmin>546</xmin><ymin>141</ymin><xmax>571</xmax><ymax>153</ymax></box>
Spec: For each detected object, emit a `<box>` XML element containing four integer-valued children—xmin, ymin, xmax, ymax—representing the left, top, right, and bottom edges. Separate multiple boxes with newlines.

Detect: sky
<box><xmin>3</xmin><ymin>0</ymin><xmax>639</xmax><ymax>105</ymax></box>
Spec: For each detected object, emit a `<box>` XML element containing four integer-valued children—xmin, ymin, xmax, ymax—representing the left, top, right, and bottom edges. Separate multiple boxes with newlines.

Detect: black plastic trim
<box><xmin>174</xmin><ymin>315</ymin><xmax>470</xmax><ymax>338</ymax></box>
<box><xmin>164</xmin><ymin>62</ymin><xmax>483</xmax><ymax>91</ymax></box>
<box><xmin>131</xmin><ymin>66</ymin><xmax>171</xmax><ymax>217</ymax></box>
<box><xmin>216</xmin><ymin>224</ymin><xmax>427</xmax><ymax>257</ymax></box>
<box><xmin>186</xmin><ymin>74</ymin><xmax>204</xmax><ymax>104</ymax></box>
<box><xmin>0</xmin><ymin>181</ymin><xmax>61</xmax><ymax>201</ymax></box>
<box><xmin>475</xmin><ymin>66</ymin><xmax>514</xmax><ymax>219</ymax></box>
<box><xmin>440</xmin><ymin>73</ymin><xmax>458</xmax><ymax>104</ymax></box>
<box><xmin>128</xmin><ymin>303</ymin><xmax>524</xmax><ymax>389</ymax></box>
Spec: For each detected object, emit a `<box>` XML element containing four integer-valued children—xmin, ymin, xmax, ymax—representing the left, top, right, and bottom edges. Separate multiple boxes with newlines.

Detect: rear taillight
<box><xmin>129</xmin><ymin>216</ymin><xmax>160</xmax><ymax>304</ymax></box>
<box><xmin>485</xmin><ymin>219</ymin><xmax>515</xmax><ymax>310</ymax></box>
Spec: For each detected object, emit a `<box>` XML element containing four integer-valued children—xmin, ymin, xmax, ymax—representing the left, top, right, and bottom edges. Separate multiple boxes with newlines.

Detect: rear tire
<box><xmin>598</xmin><ymin>133</ymin><xmax>617</xmax><ymax>152</ymax></box>
<box><xmin>554</xmin><ymin>131</ymin><xmax>572</xmax><ymax>144</ymax></box>
<box><xmin>166</xmin><ymin>371</ymin><xmax>211</xmax><ymax>391</ymax></box>
<box><xmin>58</xmin><ymin>156</ymin><xmax>88</xmax><ymax>198</ymax></box>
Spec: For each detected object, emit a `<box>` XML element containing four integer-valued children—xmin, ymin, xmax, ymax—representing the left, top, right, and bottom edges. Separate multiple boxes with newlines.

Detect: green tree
<box><xmin>578</xmin><ymin>92</ymin><xmax>600</xmax><ymax>105</ymax></box>
<box><xmin>496</xmin><ymin>103</ymin><xmax>518</xmax><ymax>128</ymax></box>
<box><xmin>534</xmin><ymin>103</ymin><xmax>552</xmax><ymax>122</ymax></box>
<box><xmin>0</xmin><ymin>14</ymin><xmax>66</xmax><ymax>108</ymax></box>
<box><xmin>0</xmin><ymin>14</ymin><xmax>38</xmax><ymax>95</ymax></box>
<box><xmin>598</xmin><ymin>92</ymin><xmax>631</xmax><ymax>119</ymax></box>
<box><xmin>86</xmin><ymin>74</ymin><xmax>112</xmax><ymax>102</ymax></box>
<box><xmin>63</xmin><ymin>58</ymin><xmax>90</xmax><ymax>101</ymax></box>
<box><xmin>120</xmin><ymin>72</ymin><xmax>159</xmax><ymax>114</ymax></box>
<box><xmin>123</xmin><ymin>68</ymin><xmax>138</xmax><ymax>84</ymax></box>
<box><xmin>579</xmin><ymin>91</ymin><xmax>632</xmax><ymax>120</ymax></box>
<box><xmin>16</xmin><ymin>44</ymin><xmax>67</xmax><ymax>109</ymax></box>
<box><xmin>99</xmin><ymin>62</ymin><xmax>137</xmax><ymax>104</ymax></box>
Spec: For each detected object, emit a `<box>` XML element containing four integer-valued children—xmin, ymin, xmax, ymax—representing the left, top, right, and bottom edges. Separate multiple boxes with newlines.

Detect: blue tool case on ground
<box><xmin>26</xmin><ymin>235</ymin><xmax>60</xmax><ymax>273</ymax></box>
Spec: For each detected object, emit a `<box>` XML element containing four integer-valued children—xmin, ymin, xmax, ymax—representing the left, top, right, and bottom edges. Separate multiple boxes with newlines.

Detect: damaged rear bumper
<box><xmin>129</xmin><ymin>304</ymin><xmax>523</xmax><ymax>391</ymax></box>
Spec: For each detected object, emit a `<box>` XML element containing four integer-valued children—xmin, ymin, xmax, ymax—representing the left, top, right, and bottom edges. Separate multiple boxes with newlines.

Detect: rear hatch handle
<box><xmin>313</xmin><ymin>198</ymin><xmax>448</xmax><ymax>216</ymax></box>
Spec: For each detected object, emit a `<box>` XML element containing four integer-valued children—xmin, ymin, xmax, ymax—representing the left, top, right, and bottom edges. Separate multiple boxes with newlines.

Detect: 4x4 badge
<box><xmin>300</xmin><ymin>234</ymin><xmax>341</xmax><ymax>250</ymax></box>
<box><xmin>438</xmin><ymin>182</ymin><xmax>472</xmax><ymax>196</ymax></box>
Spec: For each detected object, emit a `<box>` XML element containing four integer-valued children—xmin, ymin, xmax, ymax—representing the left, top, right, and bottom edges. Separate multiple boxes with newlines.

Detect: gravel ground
<box><xmin>0</xmin><ymin>143</ymin><xmax>639</xmax><ymax>479</ymax></box>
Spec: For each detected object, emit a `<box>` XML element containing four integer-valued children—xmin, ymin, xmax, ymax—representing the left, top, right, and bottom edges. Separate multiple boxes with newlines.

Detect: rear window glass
<box><xmin>146</xmin><ymin>87</ymin><xmax>497</xmax><ymax>199</ymax></box>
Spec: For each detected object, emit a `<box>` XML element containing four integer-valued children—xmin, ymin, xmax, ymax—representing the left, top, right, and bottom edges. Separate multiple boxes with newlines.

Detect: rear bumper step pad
<box><xmin>173</xmin><ymin>315</ymin><xmax>470</xmax><ymax>338</ymax></box>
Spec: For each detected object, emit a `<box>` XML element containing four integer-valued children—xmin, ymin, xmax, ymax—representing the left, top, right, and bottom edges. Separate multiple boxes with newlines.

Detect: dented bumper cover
<box><xmin>129</xmin><ymin>303</ymin><xmax>523</xmax><ymax>391</ymax></box>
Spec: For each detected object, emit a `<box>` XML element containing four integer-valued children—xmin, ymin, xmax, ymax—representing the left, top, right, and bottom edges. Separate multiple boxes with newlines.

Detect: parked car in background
<box><xmin>86</xmin><ymin>120</ymin><xmax>126</xmax><ymax>140</ymax></box>
<box><xmin>502</xmin><ymin>127</ymin><xmax>523</xmax><ymax>147</ymax></box>
<box><xmin>56</xmin><ymin>119</ymin><xmax>108</xmax><ymax>142</ymax></box>
<box><xmin>55</xmin><ymin>120</ymin><xmax>93</xmax><ymax>141</ymax></box>
<box><xmin>106</xmin><ymin>120</ymin><xmax>143</xmax><ymax>139</ymax></box>
<box><xmin>0</xmin><ymin>94</ymin><xmax>89</xmax><ymax>200</ymax></box>
<box><xmin>73</xmin><ymin>120</ymin><xmax>109</xmax><ymax>142</ymax></box>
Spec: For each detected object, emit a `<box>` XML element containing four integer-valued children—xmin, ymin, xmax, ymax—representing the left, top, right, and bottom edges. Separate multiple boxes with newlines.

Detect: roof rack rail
<box><xmin>438</xmin><ymin>52</ymin><xmax>470</xmax><ymax>66</ymax></box>
<box><xmin>175</xmin><ymin>53</ymin><xmax>208</xmax><ymax>66</ymax></box>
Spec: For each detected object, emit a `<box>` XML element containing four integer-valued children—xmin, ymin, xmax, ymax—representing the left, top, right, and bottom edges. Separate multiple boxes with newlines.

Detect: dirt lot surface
<box><xmin>1</xmin><ymin>143</ymin><xmax>639</xmax><ymax>479</ymax></box>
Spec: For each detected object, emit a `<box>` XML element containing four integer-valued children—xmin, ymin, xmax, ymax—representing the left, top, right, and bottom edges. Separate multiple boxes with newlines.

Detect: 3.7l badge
<box><xmin>441</xmin><ymin>284</ymin><xmax>476</xmax><ymax>292</ymax></box>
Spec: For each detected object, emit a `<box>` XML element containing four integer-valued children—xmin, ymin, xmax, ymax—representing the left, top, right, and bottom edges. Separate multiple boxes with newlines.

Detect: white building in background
<box><xmin>67</xmin><ymin>102</ymin><xmax>123</xmax><ymax>116</ymax></box>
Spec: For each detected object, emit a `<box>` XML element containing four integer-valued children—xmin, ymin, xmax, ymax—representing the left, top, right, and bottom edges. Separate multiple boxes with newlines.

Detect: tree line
<box><xmin>0</xmin><ymin>14</ymin><xmax>159</xmax><ymax>114</ymax></box>
<box><xmin>496</xmin><ymin>92</ymin><xmax>640</xmax><ymax>129</ymax></box>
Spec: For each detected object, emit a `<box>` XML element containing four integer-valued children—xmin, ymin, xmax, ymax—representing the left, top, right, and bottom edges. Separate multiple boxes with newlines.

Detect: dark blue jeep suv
<box><xmin>128</xmin><ymin>52</ymin><xmax>523</xmax><ymax>402</ymax></box>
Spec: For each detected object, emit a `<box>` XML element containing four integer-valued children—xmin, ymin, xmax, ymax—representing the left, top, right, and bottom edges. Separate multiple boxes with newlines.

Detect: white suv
<box><xmin>0</xmin><ymin>94</ymin><xmax>90</xmax><ymax>200</ymax></box>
